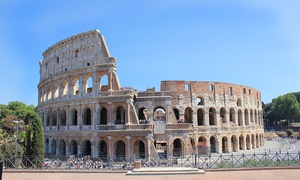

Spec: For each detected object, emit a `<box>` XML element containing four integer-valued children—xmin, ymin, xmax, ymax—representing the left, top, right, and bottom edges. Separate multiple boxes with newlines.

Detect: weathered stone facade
<box><xmin>37</xmin><ymin>30</ymin><xmax>264</xmax><ymax>160</ymax></box>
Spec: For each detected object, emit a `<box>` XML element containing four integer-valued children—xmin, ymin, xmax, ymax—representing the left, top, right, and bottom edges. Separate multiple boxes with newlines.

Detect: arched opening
<box><xmin>237</xmin><ymin>98</ymin><xmax>242</xmax><ymax>106</ymax></box>
<box><xmin>69</xmin><ymin>140</ymin><xmax>78</xmax><ymax>155</ymax></box>
<box><xmin>197</xmin><ymin>108</ymin><xmax>205</xmax><ymax>125</ymax></box>
<box><xmin>173</xmin><ymin>138</ymin><xmax>183</xmax><ymax>156</ymax></box>
<box><xmin>116</xmin><ymin>106</ymin><xmax>125</xmax><ymax>124</ymax></box>
<box><xmin>45</xmin><ymin>138</ymin><xmax>49</xmax><ymax>154</ymax></box>
<box><xmin>184</xmin><ymin>107</ymin><xmax>193</xmax><ymax>123</ymax></box>
<box><xmin>198</xmin><ymin>136</ymin><xmax>206</xmax><ymax>155</ymax></box>
<box><xmin>239</xmin><ymin>135</ymin><xmax>244</xmax><ymax>150</ymax></box>
<box><xmin>98</xmin><ymin>141</ymin><xmax>108</xmax><ymax>160</ymax></box>
<box><xmin>86</xmin><ymin>76</ymin><xmax>93</xmax><ymax>93</ymax></box>
<box><xmin>83</xmin><ymin>108</ymin><xmax>92</xmax><ymax>125</ymax></box>
<box><xmin>245</xmin><ymin>109</ymin><xmax>249</xmax><ymax>125</ymax></box>
<box><xmin>222</xmin><ymin>136</ymin><xmax>228</xmax><ymax>153</ymax></box>
<box><xmin>251</xmin><ymin>134</ymin><xmax>255</xmax><ymax>149</ymax></box>
<box><xmin>138</xmin><ymin>108</ymin><xmax>147</xmax><ymax>124</ymax></box>
<box><xmin>153</xmin><ymin>107</ymin><xmax>166</xmax><ymax>121</ymax></box>
<box><xmin>52</xmin><ymin>110</ymin><xmax>57</xmax><ymax>126</ymax></box>
<box><xmin>254</xmin><ymin>110</ymin><xmax>258</xmax><ymax>124</ymax></box>
<box><xmin>46</xmin><ymin>112</ymin><xmax>50</xmax><ymax>126</ymax></box>
<box><xmin>256</xmin><ymin>134</ymin><xmax>259</xmax><ymax>148</ymax></box>
<box><xmin>62</xmin><ymin>80</ymin><xmax>68</xmax><ymax>97</ymax></box>
<box><xmin>100</xmin><ymin>75</ymin><xmax>109</xmax><ymax>91</ymax></box>
<box><xmin>82</xmin><ymin>140</ymin><xmax>92</xmax><ymax>156</ymax></box>
<box><xmin>70</xmin><ymin>109</ymin><xmax>78</xmax><ymax>126</ymax></box>
<box><xmin>250</xmin><ymin>109</ymin><xmax>254</xmax><ymax>123</ymax></box>
<box><xmin>220</xmin><ymin>107</ymin><xmax>226</xmax><ymax>123</ymax></box>
<box><xmin>209</xmin><ymin>108</ymin><xmax>216</xmax><ymax>125</ymax></box>
<box><xmin>210</xmin><ymin>136</ymin><xmax>217</xmax><ymax>153</ymax></box>
<box><xmin>51</xmin><ymin>139</ymin><xmax>56</xmax><ymax>155</ymax></box>
<box><xmin>246</xmin><ymin>135</ymin><xmax>251</xmax><ymax>150</ymax></box>
<box><xmin>100</xmin><ymin>107</ymin><xmax>107</xmax><ymax>125</ymax></box>
<box><xmin>58</xmin><ymin>139</ymin><xmax>66</xmax><ymax>155</ymax></box>
<box><xmin>116</xmin><ymin>140</ymin><xmax>126</xmax><ymax>160</ymax></box>
<box><xmin>72</xmin><ymin>78</ymin><xmax>80</xmax><ymax>95</ymax></box>
<box><xmin>134</xmin><ymin>140</ymin><xmax>146</xmax><ymax>159</ymax></box>
<box><xmin>238</xmin><ymin>109</ymin><xmax>243</xmax><ymax>126</ymax></box>
<box><xmin>196</xmin><ymin>96</ymin><xmax>204</xmax><ymax>105</ymax></box>
<box><xmin>229</xmin><ymin>108</ymin><xmax>235</xmax><ymax>123</ymax></box>
<box><xmin>60</xmin><ymin>110</ymin><xmax>66</xmax><ymax>126</ymax></box>
<box><xmin>173</xmin><ymin>108</ymin><xmax>180</xmax><ymax>120</ymax></box>
<box><xmin>53</xmin><ymin>83</ymin><xmax>59</xmax><ymax>98</ymax></box>
<box><xmin>231</xmin><ymin>135</ymin><xmax>238</xmax><ymax>152</ymax></box>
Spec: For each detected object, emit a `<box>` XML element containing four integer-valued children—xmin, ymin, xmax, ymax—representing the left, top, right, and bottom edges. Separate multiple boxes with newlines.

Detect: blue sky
<box><xmin>1</xmin><ymin>0</ymin><xmax>300</xmax><ymax>106</ymax></box>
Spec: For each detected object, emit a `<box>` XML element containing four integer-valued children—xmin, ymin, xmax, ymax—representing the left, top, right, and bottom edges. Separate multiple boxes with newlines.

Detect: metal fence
<box><xmin>1</xmin><ymin>152</ymin><xmax>300</xmax><ymax>170</ymax></box>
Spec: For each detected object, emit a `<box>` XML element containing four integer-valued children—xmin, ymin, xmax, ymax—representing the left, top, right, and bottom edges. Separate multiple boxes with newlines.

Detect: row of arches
<box><xmin>39</xmin><ymin>73</ymin><xmax>109</xmax><ymax>104</ymax></box>
<box><xmin>198</xmin><ymin>133</ymin><xmax>264</xmax><ymax>154</ymax></box>
<box><xmin>42</xmin><ymin>105</ymin><xmax>263</xmax><ymax>127</ymax></box>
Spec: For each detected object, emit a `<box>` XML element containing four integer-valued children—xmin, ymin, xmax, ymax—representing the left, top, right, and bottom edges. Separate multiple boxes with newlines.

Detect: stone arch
<box><xmin>153</xmin><ymin>107</ymin><xmax>166</xmax><ymax>121</ymax></box>
<box><xmin>220</xmin><ymin>107</ymin><xmax>226</xmax><ymax>123</ymax></box>
<box><xmin>84</xmin><ymin>76</ymin><xmax>93</xmax><ymax>93</ymax></box>
<box><xmin>82</xmin><ymin>139</ymin><xmax>92</xmax><ymax>156</ymax></box>
<box><xmin>250</xmin><ymin>109</ymin><xmax>254</xmax><ymax>123</ymax></box>
<box><xmin>256</xmin><ymin>134</ymin><xmax>259</xmax><ymax>148</ymax></box>
<box><xmin>210</xmin><ymin>136</ymin><xmax>217</xmax><ymax>153</ymax></box>
<box><xmin>98</xmin><ymin>140</ymin><xmax>108</xmax><ymax>159</ymax></box>
<box><xmin>72</xmin><ymin>77</ymin><xmax>80</xmax><ymax>95</ymax></box>
<box><xmin>69</xmin><ymin>140</ymin><xmax>78</xmax><ymax>155</ymax></box>
<box><xmin>231</xmin><ymin>135</ymin><xmax>238</xmax><ymax>152</ymax></box>
<box><xmin>60</xmin><ymin>109</ymin><xmax>66</xmax><ymax>126</ymax></box>
<box><xmin>222</xmin><ymin>136</ymin><xmax>228</xmax><ymax>153</ymax></box>
<box><xmin>134</xmin><ymin>140</ymin><xmax>146</xmax><ymax>159</ymax></box>
<box><xmin>82</xmin><ymin>107</ymin><xmax>92</xmax><ymax>125</ymax></box>
<box><xmin>100</xmin><ymin>107</ymin><xmax>107</xmax><ymax>125</ymax></box>
<box><xmin>173</xmin><ymin>108</ymin><xmax>180</xmax><ymax>120</ymax></box>
<box><xmin>239</xmin><ymin>135</ymin><xmax>244</xmax><ymax>150</ymax></box>
<box><xmin>138</xmin><ymin>107</ymin><xmax>147</xmax><ymax>123</ymax></box>
<box><xmin>51</xmin><ymin>139</ymin><xmax>56</xmax><ymax>154</ymax></box>
<box><xmin>196</xmin><ymin>96</ymin><xmax>204</xmax><ymax>105</ymax></box>
<box><xmin>100</xmin><ymin>74</ymin><xmax>108</xmax><ymax>91</ymax></box>
<box><xmin>184</xmin><ymin>107</ymin><xmax>193</xmax><ymax>123</ymax></box>
<box><xmin>45</xmin><ymin>138</ymin><xmax>49</xmax><ymax>154</ymax></box>
<box><xmin>115</xmin><ymin>140</ymin><xmax>126</xmax><ymax>160</ymax></box>
<box><xmin>209</xmin><ymin>107</ymin><xmax>216</xmax><ymax>125</ymax></box>
<box><xmin>197</xmin><ymin>108</ymin><xmax>205</xmax><ymax>125</ymax></box>
<box><xmin>251</xmin><ymin>134</ymin><xmax>255</xmax><ymax>149</ymax></box>
<box><xmin>229</xmin><ymin>108</ymin><xmax>235</xmax><ymax>123</ymax></box>
<box><xmin>246</xmin><ymin>134</ymin><xmax>251</xmax><ymax>150</ymax></box>
<box><xmin>254</xmin><ymin>110</ymin><xmax>258</xmax><ymax>124</ymax></box>
<box><xmin>198</xmin><ymin>136</ymin><xmax>206</xmax><ymax>155</ymax></box>
<box><xmin>52</xmin><ymin>110</ymin><xmax>57</xmax><ymax>126</ymax></box>
<box><xmin>58</xmin><ymin>139</ymin><xmax>66</xmax><ymax>155</ymax></box>
<box><xmin>237</xmin><ymin>98</ymin><xmax>242</xmax><ymax>106</ymax></box>
<box><xmin>173</xmin><ymin>138</ymin><xmax>183</xmax><ymax>156</ymax></box>
<box><xmin>238</xmin><ymin>109</ymin><xmax>243</xmax><ymax>126</ymax></box>
<box><xmin>62</xmin><ymin>79</ymin><xmax>68</xmax><ymax>96</ymax></box>
<box><xmin>53</xmin><ymin>82</ymin><xmax>59</xmax><ymax>98</ymax></box>
<box><xmin>46</xmin><ymin>111</ymin><xmax>50</xmax><ymax>126</ymax></box>
<box><xmin>116</xmin><ymin>106</ymin><xmax>125</xmax><ymax>124</ymax></box>
<box><xmin>47</xmin><ymin>85</ymin><xmax>52</xmax><ymax>101</ymax></box>
<box><xmin>245</xmin><ymin>109</ymin><xmax>249</xmax><ymax>125</ymax></box>
<box><xmin>70</xmin><ymin>108</ymin><xmax>78</xmax><ymax>126</ymax></box>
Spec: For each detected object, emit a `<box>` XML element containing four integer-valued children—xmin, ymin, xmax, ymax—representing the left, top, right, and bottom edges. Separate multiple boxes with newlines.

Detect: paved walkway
<box><xmin>2</xmin><ymin>168</ymin><xmax>300</xmax><ymax>180</ymax></box>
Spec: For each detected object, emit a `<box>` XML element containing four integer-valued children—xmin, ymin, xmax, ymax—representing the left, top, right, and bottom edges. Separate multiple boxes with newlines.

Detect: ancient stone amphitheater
<box><xmin>37</xmin><ymin>30</ymin><xmax>264</xmax><ymax>160</ymax></box>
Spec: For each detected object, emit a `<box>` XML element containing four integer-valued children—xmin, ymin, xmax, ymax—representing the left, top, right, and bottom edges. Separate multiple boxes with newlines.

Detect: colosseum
<box><xmin>37</xmin><ymin>30</ymin><xmax>264</xmax><ymax>161</ymax></box>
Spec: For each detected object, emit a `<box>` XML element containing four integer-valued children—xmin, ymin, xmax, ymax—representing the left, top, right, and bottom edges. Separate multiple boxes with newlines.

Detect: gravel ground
<box><xmin>2</xmin><ymin>169</ymin><xmax>300</xmax><ymax>180</ymax></box>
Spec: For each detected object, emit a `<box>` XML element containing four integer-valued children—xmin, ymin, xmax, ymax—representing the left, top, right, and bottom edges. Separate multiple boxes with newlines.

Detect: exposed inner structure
<box><xmin>37</xmin><ymin>30</ymin><xmax>264</xmax><ymax>160</ymax></box>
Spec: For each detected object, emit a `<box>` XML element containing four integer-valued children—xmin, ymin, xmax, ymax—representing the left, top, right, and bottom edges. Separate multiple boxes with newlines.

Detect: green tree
<box><xmin>273</xmin><ymin>94</ymin><xmax>300</xmax><ymax>126</ymax></box>
<box><xmin>286</xmin><ymin>129</ymin><xmax>294</xmax><ymax>137</ymax></box>
<box><xmin>24</xmin><ymin>113</ymin><xmax>44</xmax><ymax>168</ymax></box>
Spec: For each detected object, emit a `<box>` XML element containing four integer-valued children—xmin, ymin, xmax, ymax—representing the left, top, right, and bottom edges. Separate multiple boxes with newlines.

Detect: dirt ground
<box><xmin>2</xmin><ymin>169</ymin><xmax>300</xmax><ymax>180</ymax></box>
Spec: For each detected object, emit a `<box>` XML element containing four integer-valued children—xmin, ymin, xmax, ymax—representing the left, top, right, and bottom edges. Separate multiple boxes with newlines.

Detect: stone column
<box><xmin>126</xmin><ymin>99</ymin><xmax>133</xmax><ymax>124</ymax></box>
<box><xmin>107</xmin><ymin>136</ymin><xmax>113</xmax><ymax>160</ymax></box>
<box><xmin>126</xmin><ymin>136</ymin><xmax>132</xmax><ymax>161</ymax></box>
